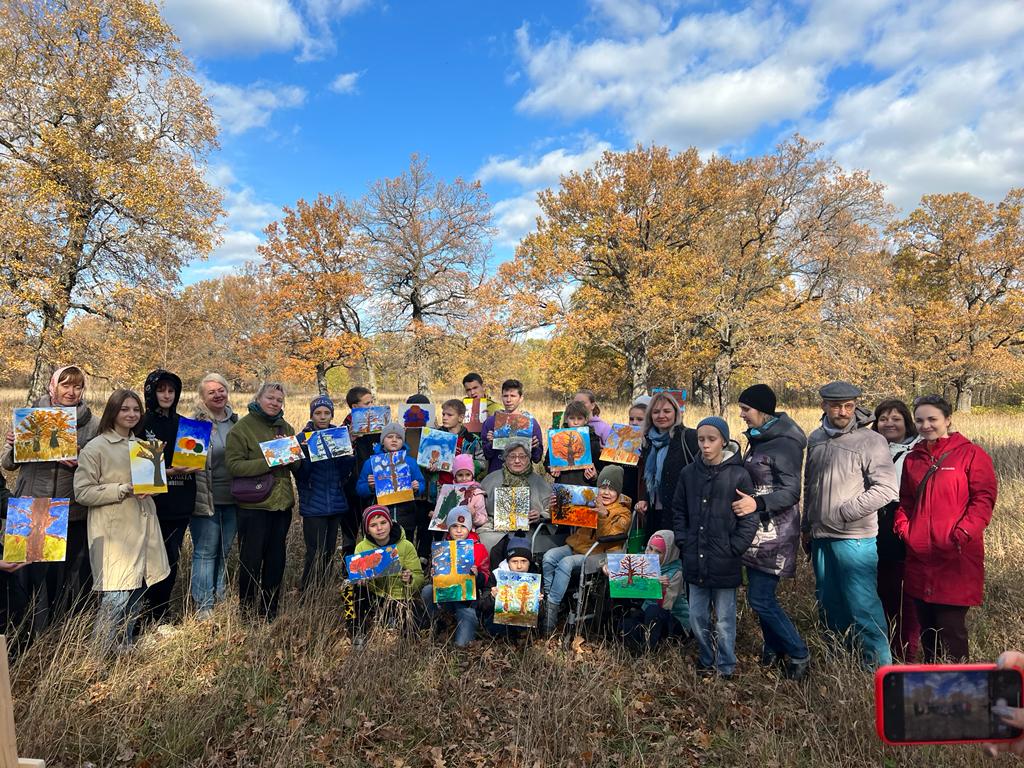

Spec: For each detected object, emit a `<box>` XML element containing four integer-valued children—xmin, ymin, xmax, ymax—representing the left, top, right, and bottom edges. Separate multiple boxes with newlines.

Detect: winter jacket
<box><xmin>353</xmin><ymin>528</ymin><xmax>424</xmax><ymax>600</ymax></box>
<box><xmin>224</xmin><ymin>411</ymin><xmax>297</xmax><ymax>512</ymax></box>
<box><xmin>192</xmin><ymin>406</ymin><xmax>238</xmax><ymax>517</ymax></box>
<box><xmin>355</xmin><ymin>443</ymin><xmax>426</xmax><ymax>522</ymax></box>
<box><xmin>424</xmin><ymin>427</ymin><xmax>486</xmax><ymax>502</ymax></box>
<box><xmin>294</xmin><ymin>421</ymin><xmax>357</xmax><ymax>518</ymax></box>
<box><xmin>673</xmin><ymin>450</ymin><xmax>759</xmax><ymax>589</ymax></box>
<box><xmin>480</xmin><ymin>410</ymin><xmax>544</xmax><ymax>473</ymax></box>
<box><xmin>139</xmin><ymin>370</ymin><xmax>196</xmax><ymax>521</ymax></box>
<box><xmin>639</xmin><ymin>426</ymin><xmax>699</xmax><ymax>537</ymax></box>
<box><xmin>802</xmin><ymin>409</ymin><xmax>899</xmax><ymax>540</ymax></box>
<box><xmin>893</xmin><ymin>433</ymin><xmax>996</xmax><ymax>607</ymax></box>
<box><xmin>876</xmin><ymin>436</ymin><xmax>921</xmax><ymax>563</ymax></box>
<box><xmin>544</xmin><ymin>425</ymin><xmax>602</xmax><ymax>486</ymax></box>
<box><xmin>74</xmin><ymin>430</ymin><xmax>171</xmax><ymax>591</ymax></box>
<box><xmin>564</xmin><ymin>497</ymin><xmax>631</xmax><ymax>555</ymax></box>
<box><xmin>1</xmin><ymin>395</ymin><xmax>99</xmax><ymax>522</ymax></box>
<box><xmin>740</xmin><ymin>413</ymin><xmax>807</xmax><ymax>578</ymax></box>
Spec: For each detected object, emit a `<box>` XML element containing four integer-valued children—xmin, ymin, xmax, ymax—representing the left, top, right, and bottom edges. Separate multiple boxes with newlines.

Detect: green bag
<box><xmin>626</xmin><ymin>511</ymin><xmax>645</xmax><ymax>554</ymax></box>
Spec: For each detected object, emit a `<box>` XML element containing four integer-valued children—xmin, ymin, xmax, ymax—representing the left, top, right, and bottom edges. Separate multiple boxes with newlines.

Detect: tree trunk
<box><xmin>955</xmin><ymin>384</ymin><xmax>973</xmax><ymax>413</ymax></box>
<box><xmin>626</xmin><ymin>339</ymin><xmax>650</xmax><ymax>399</ymax></box>
<box><xmin>27</xmin><ymin>307</ymin><xmax>67</xmax><ymax>404</ymax></box>
<box><xmin>362</xmin><ymin>354</ymin><xmax>378</xmax><ymax>397</ymax></box>
<box><xmin>315</xmin><ymin>363</ymin><xmax>329</xmax><ymax>395</ymax></box>
<box><xmin>710</xmin><ymin>352</ymin><xmax>733</xmax><ymax>416</ymax></box>
<box><xmin>27</xmin><ymin>498</ymin><xmax>49</xmax><ymax>561</ymax></box>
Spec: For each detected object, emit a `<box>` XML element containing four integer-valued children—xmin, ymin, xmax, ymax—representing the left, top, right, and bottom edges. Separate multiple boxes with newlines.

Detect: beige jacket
<box><xmin>74</xmin><ymin>430</ymin><xmax>170</xmax><ymax>591</ymax></box>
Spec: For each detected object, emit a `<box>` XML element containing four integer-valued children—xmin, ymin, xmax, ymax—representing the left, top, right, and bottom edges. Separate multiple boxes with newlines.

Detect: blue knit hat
<box><xmin>696</xmin><ymin>416</ymin><xmax>730</xmax><ymax>442</ymax></box>
<box><xmin>309</xmin><ymin>395</ymin><xmax>335</xmax><ymax>417</ymax></box>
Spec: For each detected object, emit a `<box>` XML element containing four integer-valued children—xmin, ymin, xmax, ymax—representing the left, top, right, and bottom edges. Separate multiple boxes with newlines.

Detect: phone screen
<box><xmin>884</xmin><ymin>669</ymin><xmax>1023</xmax><ymax>743</ymax></box>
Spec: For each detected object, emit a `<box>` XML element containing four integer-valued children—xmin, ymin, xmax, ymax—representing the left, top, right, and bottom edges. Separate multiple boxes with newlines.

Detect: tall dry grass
<box><xmin>2</xmin><ymin>388</ymin><xmax>1023</xmax><ymax>766</ymax></box>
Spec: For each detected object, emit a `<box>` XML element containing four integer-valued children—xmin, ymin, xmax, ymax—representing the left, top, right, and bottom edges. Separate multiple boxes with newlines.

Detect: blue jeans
<box><xmin>542</xmin><ymin>545</ymin><xmax>587</xmax><ymax>606</ymax></box>
<box><xmin>92</xmin><ymin>587</ymin><xmax>146</xmax><ymax>652</ymax></box>
<box><xmin>746</xmin><ymin>567</ymin><xmax>809</xmax><ymax>660</ymax></box>
<box><xmin>190</xmin><ymin>504</ymin><xmax>238</xmax><ymax>612</ymax></box>
<box><xmin>687</xmin><ymin>585</ymin><xmax>738</xmax><ymax>675</ymax></box>
<box><xmin>421</xmin><ymin>584</ymin><xmax>477</xmax><ymax>646</ymax></box>
<box><xmin>812</xmin><ymin>537</ymin><xmax>892</xmax><ymax>668</ymax></box>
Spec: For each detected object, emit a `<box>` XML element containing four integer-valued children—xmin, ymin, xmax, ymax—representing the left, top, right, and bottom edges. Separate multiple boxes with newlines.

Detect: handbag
<box><xmin>230</xmin><ymin>425</ymin><xmax>284</xmax><ymax>504</ymax></box>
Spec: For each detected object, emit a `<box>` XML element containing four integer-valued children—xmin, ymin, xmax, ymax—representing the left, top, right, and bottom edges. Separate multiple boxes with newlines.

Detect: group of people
<box><xmin>0</xmin><ymin>368</ymin><xmax>999</xmax><ymax>681</ymax></box>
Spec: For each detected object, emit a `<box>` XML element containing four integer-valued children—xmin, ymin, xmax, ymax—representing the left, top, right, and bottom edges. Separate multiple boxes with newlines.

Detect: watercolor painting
<box><xmin>416</xmin><ymin>427</ymin><xmax>458</xmax><ymax>473</ymax></box>
<box><xmin>372</xmin><ymin>449</ymin><xmax>415</xmax><ymax>505</ymax></box>
<box><xmin>463</xmin><ymin>398</ymin><xmax>484</xmax><ymax>433</ymax></box>
<box><xmin>305</xmin><ymin>426</ymin><xmax>354</xmax><ymax>462</ymax></box>
<box><xmin>2</xmin><ymin>497</ymin><xmax>69</xmax><ymax>563</ymax></box>
<box><xmin>401</xmin><ymin>403</ymin><xmax>434</xmax><ymax>429</ymax></box>
<box><xmin>493</xmin><ymin>486</ymin><xmax>531</xmax><ymax>531</ymax></box>
<box><xmin>493</xmin><ymin>571</ymin><xmax>541</xmax><ymax>628</ymax></box>
<box><xmin>350</xmin><ymin>405</ymin><xmax>392</xmax><ymax>435</ymax></box>
<box><xmin>344</xmin><ymin>545</ymin><xmax>401</xmax><ymax>581</ymax></box>
<box><xmin>652</xmin><ymin>388</ymin><xmax>688</xmax><ymax>409</ymax></box>
<box><xmin>259</xmin><ymin>435</ymin><xmax>303</xmax><ymax>468</ymax></box>
<box><xmin>492</xmin><ymin>410</ymin><xmax>534</xmax><ymax>450</ymax></box>
<box><xmin>550</xmin><ymin>483</ymin><xmax>599</xmax><ymax>529</ymax></box>
<box><xmin>431</xmin><ymin>539</ymin><xmax>476</xmax><ymax>603</ymax></box>
<box><xmin>129</xmin><ymin>437</ymin><xmax>168</xmax><ymax>494</ymax></box>
<box><xmin>551</xmin><ymin>410</ymin><xmax>563</xmax><ymax>429</ymax></box>
<box><xmin>12</xmin><ymin>406</ymin><xmax>77</xmax><ymax>463</ymax></box>
<box><xmin>548</xmin><ymin>427</ymin><xmax>594</xmax><ymax>471</ymax></box>
<box><xmin>600</xmin><ymin>423</ymin><xmax>644</xmax><ymax>466</ymax></box>
<box><xmin>429</xmin><ymin>482</ymin><xmax>486</xmax><ymax>532</ymax></box>
<box><xmin>607</xmin><ymin>553</ymin><xmax>663</xmax><ymax>599</ymax></box>
<box><xmin>171</xmin><ymin>416</ymin><xmax>213</xmax><ymax>470</ymax></box>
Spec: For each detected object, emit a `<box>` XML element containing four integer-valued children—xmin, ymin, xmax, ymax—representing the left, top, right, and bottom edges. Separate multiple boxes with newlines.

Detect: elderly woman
<box><xmin>225</xmin><ymin>382</ymin><xmax>299</xmax><ymax>621</ymax></box>
<box><xmin>635</xmin><ymin>392</ymin><xmax>698</xmax><ymax>541</ymax></box>
<box><xmin>189</xmin><ymin>373</ymin><xmax>239</xmax><ymax>619</ymax></box>
<box><xmin>478</xmin><ymin>439</ymin><xmax>555</xmax><ymax>557</ymax></box>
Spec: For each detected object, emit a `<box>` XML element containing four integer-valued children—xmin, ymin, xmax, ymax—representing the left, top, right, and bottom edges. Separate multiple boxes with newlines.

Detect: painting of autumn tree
<box><xmin>493</xmin><ymin>571</ymin><xmax>540</xmax><ymax>627</ymax></box>
<box><xmin>2</xmin><ymin>497</ymin><xmax>69</xmax><ymax>563</ymax></box>
<box><xmin>548</xmin><ymin>427</ymin><xmax>594</xmax><ymax>470</ymax></box>
<box><xmin>13</xmin><ymin>407</ymin><xmax>77</xmax><ymax>463</ymax></box>
<box><xmin>607</xmin><ymin>554</ymin><xmax>662</xmax><ymax>599</ymax></box>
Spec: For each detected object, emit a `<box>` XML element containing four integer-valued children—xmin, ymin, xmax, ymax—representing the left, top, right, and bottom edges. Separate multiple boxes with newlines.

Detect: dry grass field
<box><xmin>2</xmin><ymin>387</ymin><xmax>1023</xmax><ymax>767</ymax></box>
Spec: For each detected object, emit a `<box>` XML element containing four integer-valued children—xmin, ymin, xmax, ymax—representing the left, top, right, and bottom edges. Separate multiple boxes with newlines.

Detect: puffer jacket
<box><xmin>295</xmin><ymin>421</ymin><xmax>357</xmax><ymax>517</ymax></box>
<box><xmin>673</xmin><ymin>450</ymin><xmax>759</xmax><ymax>589</ymax></box>
<box><xmin>802</xmin><ymin>408</ymin><xmax>899</xmax><ymax>540</ymax></box>
<box><xmin>192</xmin><ymin>405</ymin><xmax>238</xmax><ymax>517</ymax></box>
<box><xmin>741</xmin><ymin>413</ymin><xmax>806</xmax><ymax>578</ymax></box>
<box><xmin>352</xmin><ymin>527</ymin><xmax>424</xmax><ymax>600</ymax></box>
<box><xmin>2</xmin><ymin>395</ymin><xmax>99</xmax><ymax>521</ymax></box>
<box><xmin>138</xmin><ymin>369</ymin><xmax>196</xmax><ymax>520</ymax></box>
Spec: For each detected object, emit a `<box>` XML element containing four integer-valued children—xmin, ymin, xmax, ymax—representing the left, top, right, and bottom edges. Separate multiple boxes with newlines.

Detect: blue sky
<box><xmin>163</xmin><ymin>0</ymin><xmax>1024</xmax><ymax>282</ymax></box>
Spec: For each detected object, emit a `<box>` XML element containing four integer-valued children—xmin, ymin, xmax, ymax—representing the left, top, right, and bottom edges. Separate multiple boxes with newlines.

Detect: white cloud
<box><xmin>477</xmin><ymin>139</ymin><xmax>612</xmax><ymax>186</ymax></box>
<box><xmin>491</xmin><ymin>193</ymin><xmax>543</xmax><ymax>248</ymax></box>
<box><xmin>203</xmin><ymin>79</ymin><xmax>307</xmax><ymax>135</ymax></box>
<box><xmin>589</xmin><ymin>0</ymin><xmax>666</xmax><ymax>36</ymax></box>
<box><xmin>329</xmin><ymin>71</ymin><xmax>363</xmax><ymax>94</ymax></box>
<box><xmin>163</xmin><ymin>0</ymin><xmax>308</xmax><ymax>56</ymax></box>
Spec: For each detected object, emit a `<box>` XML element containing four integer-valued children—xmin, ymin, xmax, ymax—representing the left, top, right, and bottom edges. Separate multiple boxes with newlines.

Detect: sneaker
<box><xmin>784</xmin><ymin>655</ymin><xmax>811</xmax><ymax>681</ymax></box>
<box><xmin>695</xmin><ymin>663</ymin><xmax>716</xmax><ymax>679</ymax></box>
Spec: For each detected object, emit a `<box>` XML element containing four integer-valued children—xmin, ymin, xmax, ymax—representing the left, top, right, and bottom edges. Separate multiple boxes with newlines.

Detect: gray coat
<box><xmin>802</xmin><ymin>408</ymin><xmax>899</xmax><ymax>539</ymax></box>
<box><xmin>191</xmin><ymin>405</ymin><xmax>238</xmax><ymax>517</ymax></box>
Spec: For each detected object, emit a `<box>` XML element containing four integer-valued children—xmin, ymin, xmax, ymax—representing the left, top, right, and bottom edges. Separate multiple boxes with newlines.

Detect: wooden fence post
<box><xmin>0</xmin><ymin>636</ymin><xmax>45</xmax><ymax>768</ymax></box>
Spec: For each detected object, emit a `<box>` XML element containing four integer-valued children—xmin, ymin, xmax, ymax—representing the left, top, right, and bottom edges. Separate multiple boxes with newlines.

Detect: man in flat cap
<box><xmin>802</xmin><ymin>380</ymin><xmax>898</xmax><ymax>668</ymax></box>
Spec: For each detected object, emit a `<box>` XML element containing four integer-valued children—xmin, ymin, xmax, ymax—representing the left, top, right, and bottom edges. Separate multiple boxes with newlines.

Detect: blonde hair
<box><xmin>194</xmin><ymin>372</ymin><xmax>232</xmax><ymax>419</ymax></box>
<box><xmin>254</xmin><ymin>381</ymin><xmax>286</xmax><ymax>403</ymax></box>
<box><xmin>642</xmin><ymin>392</ymin><xmax>681</xmax><ymax>443</ymax></box>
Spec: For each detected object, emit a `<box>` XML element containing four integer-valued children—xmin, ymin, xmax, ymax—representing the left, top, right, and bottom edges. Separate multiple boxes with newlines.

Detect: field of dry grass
<box><xmin>2</xmin><ymin>387</ymin><xmax>1023</xmax><ymax>766</ymax></box>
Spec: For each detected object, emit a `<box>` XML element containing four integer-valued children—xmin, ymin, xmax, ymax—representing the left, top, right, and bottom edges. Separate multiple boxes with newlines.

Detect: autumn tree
<box><xmin>0</xmin><ymin>0</ymin><xmax>222</xmax><ymax>401</ymax></box>
<box><xmin>133</xmin><ymin>437</ymin><xmax>166</xmax><ymax>488</ymax></box>
<box><xmin>257</xmin><ymin>194</ymin><xmax>371</xmax><ymax>394</ymax></box>
<box><xmin>357</xmin><ymin>154</ymin><xmax>493</xmax><ymax>394</ymax></box>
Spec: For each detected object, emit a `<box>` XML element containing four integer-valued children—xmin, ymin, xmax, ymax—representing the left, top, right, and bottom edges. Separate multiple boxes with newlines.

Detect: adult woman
<box><xmin>190</xmin><ymin>373</ymin><xmax>239</xmax><ymax>618</ymax></box>
<box><xmin>74</xmin><ymin>390</ymin><xmax>170</xmax><ymax>653</ymax></box>
<box><xmin>635</xmin><ymin>392</ymin><xmax>698</xmax><ymax>540</ymax></box>
<box><xmin>573</xmin><ymin>389</ymin><xmax>611</xmax><ymax>447</ymax></box>
<box><xmin>225</xmin><ymin>382</ymin><xmax>299</xmax><ymax>621</ymax></box>
<box><xmin>478</xmin><ymin>440</ymin><xmax>554</xmax><ymax>557</ymax></box>
<box><xmin>894</xmin><ymin>395</ymin><xmax>997</xmax><ymax>661</ymax></box>
<box><xmin>2</xmin><ymin>365</ymin><xmax>99</xmax><ymax>635</ymax></box>
<box><xmin>872</xmin><ymin>398</ymin><xmax>921</xmax><ymax>661</ymax></box>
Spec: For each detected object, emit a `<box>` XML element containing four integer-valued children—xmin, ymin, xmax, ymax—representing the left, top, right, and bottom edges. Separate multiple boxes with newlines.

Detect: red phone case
<box><xmin>875</xmin><ymin>663</ymin><xmax>1024</xmax><ymax>746</ymax></box>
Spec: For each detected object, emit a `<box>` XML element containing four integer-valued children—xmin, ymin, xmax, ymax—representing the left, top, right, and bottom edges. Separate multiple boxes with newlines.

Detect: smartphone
<box><xmin>876</xmin><ymin>664</ymin><xmax>1024</xmax><ymax>745</ymax></box>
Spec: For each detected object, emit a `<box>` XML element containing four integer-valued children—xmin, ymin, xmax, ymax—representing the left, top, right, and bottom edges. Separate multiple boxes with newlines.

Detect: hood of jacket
<box><xmin>746</xmin><ymin>412</ymin><xmax>807</xmax><ymax>451</ymax></box>
<box><xmin>819</xmin><ymin>405</ymin><xmax>874</xmax><ymax>437</ymax></box>
<box><xmin>649</xmin><ymin>528</ymin><xmax>680</xmax><ymax>565</ymax></box>
<box><xmin>695</xmin><ymin>447</ymin><xmax>745</xmax><ymax>476</ymax></box>
<box><xmin>144</xmin><ymin>369</ymin><xmax>183</xmax><ymax>414</ymax></box>
<box><xmin>908</xmin><ymin>430</ymin><xmax>972</xmax><ymax>460</ymax></box>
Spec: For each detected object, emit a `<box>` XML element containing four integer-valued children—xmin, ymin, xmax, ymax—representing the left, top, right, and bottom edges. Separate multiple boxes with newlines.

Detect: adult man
<box><xmin>803</xmin><ymin>381</ymin><xmax>898</xmax><ymax>668</ymax></box>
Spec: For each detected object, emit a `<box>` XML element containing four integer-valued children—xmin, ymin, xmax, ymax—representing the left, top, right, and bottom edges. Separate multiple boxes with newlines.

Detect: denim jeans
<box><xmin>687</xmin><ymin>584</ymin><xmax>738</xmax><ymax>675</ymax></box>
<box><xmin>190</xmin><ymin>504</ymin><xmax>238</xmax><ymax>612</ymax></box>
<box><xmin>746</xmin><ymin>567</ymin><xmax>809</xmax><ymax>660</ymax></box>
<box><xmin>421</xmin><ymin>584</ymin><xmax>477</xmax><ymax>646</ymax></box>
<box><xmin>812</xmin><ymin>537</ymin><xmax>893</xmax><ymax>668</ymax></box>
<box><xmin>92</xmin><ymin>587</ymin><xmax>146</xmax><ymax>652</ymax></box>
<box><xmin>542</xmin><ymin>545</ymin><xmax>587</xmax><ymax>606</ymax></box>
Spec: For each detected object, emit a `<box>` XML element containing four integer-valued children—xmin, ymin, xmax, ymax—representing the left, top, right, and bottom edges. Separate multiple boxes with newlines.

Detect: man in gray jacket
<box><xmin>802</xmin><ymin>381</ymin><xmax>898</xmax><ymax>668</ymax></box>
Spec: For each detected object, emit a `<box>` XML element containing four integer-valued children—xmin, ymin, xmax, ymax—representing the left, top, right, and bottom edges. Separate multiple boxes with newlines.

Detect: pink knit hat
<box><xmin>452</xmin><ymin>453</ymin><xmax>475</xmax><ymax>476</ymax></box>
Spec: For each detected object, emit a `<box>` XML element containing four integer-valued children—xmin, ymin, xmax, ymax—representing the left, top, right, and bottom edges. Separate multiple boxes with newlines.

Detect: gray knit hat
<box><xmin>380</xmin><ymin>421</ymin><xmax>405</xmax><ymax>441</ymax></box>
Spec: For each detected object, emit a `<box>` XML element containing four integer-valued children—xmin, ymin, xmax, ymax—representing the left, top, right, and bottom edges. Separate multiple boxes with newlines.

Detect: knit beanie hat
<box><xmin>648</xmin><ymin>534</ymin><xmax>667</xmax><ymax>555</ymax></box>
<box><xmin>631</xmin><ymin>395</ymin><xmax>651</xmax><ymax>409</ymax></box>
<box><xmin>309</xmin><ymin>394</ymin><xmax>335</xmax><ymax>417</ymax></box>
<box><xmin>452</xmin><ymin>453</ymin><xmax>475</xmax><ymax>476</ymax></box>
<box><xmin>380</xmin><ymin>421</ymin><xmax>405</xmax><ymax>441</ymax></box>
<box><xmin>597</xmin><ymin>464</ymin><xmax>624</xmax><ymax>494</ymax></box>
<box><xmin>738</xmin><ymin>384</ymin><xmax>776</xmax><ymax>416</ymax></box>
<box><xmin>362</xmin><ymin>504</ymin><xmax>391</xmax><ymax>531</ymax></box>
<box><xmin>696</xmin><ymin>416</ymin><xmax>730</xmax><ymax>442</ymax></box>
<box><xmin>504</xmin><ymin>537</ymin><xmax>532</xmax><ymax>563</ymax></box>
<box><xmin>445</xmin><ymin>505</ymin><xmax>474</xmax><ymax>531</ymax></box>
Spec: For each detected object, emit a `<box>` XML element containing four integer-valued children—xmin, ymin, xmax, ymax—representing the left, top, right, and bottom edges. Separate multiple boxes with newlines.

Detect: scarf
<box><xmin>248</xmin><ymin>400</ymin><xmax>286</xmax><ymax>427</ymax></box>
<box><xmin>47</xmin><ymin>365</ymin><xmax>85</xmax><ymax>406</ymax></box>
<box><xmin>644</xmin><ymin>427</ymin><xmax>672</xmax><ymax>505</ymax></box>
<box><xmin>501</xmin><ymin>461</ymin><xmax>533</xmax><ymax>488</ymax></box>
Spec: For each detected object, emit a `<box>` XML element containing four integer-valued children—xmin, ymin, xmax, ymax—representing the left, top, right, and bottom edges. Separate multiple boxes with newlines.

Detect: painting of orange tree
<box><xmin>3</xmin><ymin>497</ymin><xmax>69</xmax><ymax>563</ymax></box>
<box><xmin>494</xmin><ymin>571</ymin><xmax>541</xmax><ymax>627</ymax></box>
<box><xmin>12</xmin><ymin>407</ymin><xmax>77</xmax><ymax>463</ymax></box>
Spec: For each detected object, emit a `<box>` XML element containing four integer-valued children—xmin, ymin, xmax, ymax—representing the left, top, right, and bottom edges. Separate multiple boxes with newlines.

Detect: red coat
<box><xmin>893</xmin><ymin>432</ymin><xmax>996</xmax><ymax>606</ymax></box>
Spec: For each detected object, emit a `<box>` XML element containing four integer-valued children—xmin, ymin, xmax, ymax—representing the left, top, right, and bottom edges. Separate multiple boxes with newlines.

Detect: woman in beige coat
<box><xmin>74</xmin><ymin>389</ymin><xmax>170</xmax><ymax>652</ymax></box>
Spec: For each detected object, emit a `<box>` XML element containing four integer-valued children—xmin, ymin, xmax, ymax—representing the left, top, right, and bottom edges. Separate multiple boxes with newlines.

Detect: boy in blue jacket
<box><xmin>356</xmin><ymin>422</ymin><xmax>426</xmax><ymax>555</ymax></box>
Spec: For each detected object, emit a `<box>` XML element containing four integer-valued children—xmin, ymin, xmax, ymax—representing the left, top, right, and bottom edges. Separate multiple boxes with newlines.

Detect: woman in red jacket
<box><xmin>893</xmin><ymin>394</ymin><xmax>997</xmax><ymax>662</ymax></box>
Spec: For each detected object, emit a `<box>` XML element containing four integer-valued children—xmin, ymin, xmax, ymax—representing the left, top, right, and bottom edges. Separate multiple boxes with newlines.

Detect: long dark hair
<box><xmin>97</xmin><ymin>389</ymin><xmax>144</xmax><ymax>435</ymax></box>
<box><xmin>872</xmin><ymin>399</ymin><xmax>917</xmax><ymax>439</ymax></box>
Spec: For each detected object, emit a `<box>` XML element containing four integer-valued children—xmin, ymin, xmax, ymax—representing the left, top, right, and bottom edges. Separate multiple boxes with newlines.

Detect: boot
<box><xmin>542</xmin><ymin>600</ymin><xmax>560</xmax><ymax>636</ymax></box>
<box><xmin>784</xmin><ymin>654</ymin><xmax>811</xmax><ymax>681</ymax></box>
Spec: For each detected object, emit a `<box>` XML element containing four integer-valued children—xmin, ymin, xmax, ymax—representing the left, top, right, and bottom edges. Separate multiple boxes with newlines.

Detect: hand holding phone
<box><xmin>985</xmin><ymin>651</ymin><xmax>1024</xmax><ymax>757</ymax></box>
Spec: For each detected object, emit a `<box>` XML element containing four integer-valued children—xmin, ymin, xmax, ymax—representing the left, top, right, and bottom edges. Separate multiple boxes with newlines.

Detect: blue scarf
<box><xmin>644</xmin><ymin>428</ymin><xmax>672</xmax><ymax>506</ymax></box>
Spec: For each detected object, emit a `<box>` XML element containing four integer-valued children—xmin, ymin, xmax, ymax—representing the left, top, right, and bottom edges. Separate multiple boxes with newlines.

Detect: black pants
<box><xmin>301</xmin><ymin>515</ymin><xmax>340</xmax><ymax>591</ymax></box>
<box><xmin>396</xmin><ymin>502</ymin><xmax>431</xmax><ymax>560</ymax></box>
<box><xmin>621</xmin><ymin>604</ymin><xmax>681</xmax><ymax>655</ymax></box>
<box><xmin>915</xmin><ymin>599</ymin><xmax>969</xmax><ymax>662</ymax></box>
<box><xmin>237</xmin><ymin>508</ymin><xmax>291</xmax><ymax>620</ymax></box>
<box><xmin>61</xmin><ymin>518</ymin><xmax>93</xmax><ymax>614</ymax></box>
<box><xmin>347</xmin><ymin>582</ymin><xmax>415</xmax><ymax>635</ymax></box>
<box><xmin>144</xmin><ymin>518</ymin><xmax>189</xmax><ymax>623</ymax></box>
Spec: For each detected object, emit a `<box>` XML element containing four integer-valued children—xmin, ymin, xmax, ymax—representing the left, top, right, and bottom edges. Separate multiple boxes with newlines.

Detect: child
<box><xmin>450</xmin><ymin>453</ymin><xmax>488</xmax><ymax>529</ymax></box>
<box><xmin>544</xmin><ymin>400</ymin><xmax>600</xmax><ymax>486</ymax></box>
<box><xmin>481</xmin><ymin>379</ymin><xmax>544</xmax><ymax>473</ymax></box>
<box><xmin>622</xmin><ymin>396</ymin><xmax>649</xmax><ymax>504</ymax></box>
<box><xmin>356</xmin><ymin>422</ymin><xmax>426</xmax><ymax>555</ymax></box>
<box><xmin>295</xmin><ymin>395</ymin><xmax>357</xmax><ymax>591</ymax></box>
<box><xmin>620</xmin><ymin>529</ymin><xmax>689</xmax><ymax>655</ymax></box>
<box><xmin>482</xmin><ymin>536</ymin><xmax>542</xmax><ymax>639</ymax></box>
<box><xmin>342</xmin><ymin>386</ymin><xmax>377</xmax><ymax>553</ymax></box>
<box><xmin>348</xmin><ymin>505</ymin><xmax>424</xmax><ymax>646</ymax></box>
<box><xmin>573</xmin><ymin>389</ymin><xmax>611</xmax><ymax>447</ymax></box>
<box><xmin>541</xmin><ymin>465</ymin><xmax>631</xmax><ymax>635</ymax></box>
<box><xmin>421</xmin><ymin>506</ymin><xmax>490</xmax><ymax>647</ymax></box>
<box><xmin>673</xmin><ymin>416</ymin><xmax>759</xmax><ymax>678</ymax></box>
<box><xmin>422</xmin><ymin>399</ymin><xmax>486</xmax><ymax>504</ymax></box>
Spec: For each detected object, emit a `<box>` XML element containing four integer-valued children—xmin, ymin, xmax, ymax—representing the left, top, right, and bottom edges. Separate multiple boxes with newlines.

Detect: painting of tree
<box><xmin>607</xmin><ymin>553</ymin><xmax>662</xmax><ymax>599</ymax></box>
<box><xmin>550</xmin><ymin>484</ymin><xmax>599</xmax><ymax>528</ymax></box>
<box><xmin>12</xmin><ymin>407</ymin><xmax>77</xmax><ymax>463</ymax></box>
<box><xmin>492</xmin><ymin>410</ymin><xmax>534</xmax><ymax>449</ymax></box>
<box><xmin>548</xmin><ymin>427</ymin><xmax>594</xmax><ymax>470</ymax></box>
<box><xmin>494</xmin><ymin>487</ymin><xmax>530</xmax><ymax>531</ymax></box>
<box><xmin>493</xmin><ymin>570</ymin><xmax>540</xmax><ymax>627</ymax></box>
<box><xmin>431</xmin><ymin>540</ymin><xmax>476</xmax><ymax>603</ymax></box>
<box><xmin>600</xmin><ymin>423</ymin><xmax>643</xmax><ymax>466</ymax></box>
<box><xmin>129</xmin><ymin>438</ymin><xmax>168</xmax><ymax>494</ymax></box>
<box><xmin>2</xmin><ymin>497</ymin><xmax>69</xmax><ymax>562</ymax></box>
<box><xmin>372</xmin><ymin>450</ymin><xmax>415</xmax><ymax>506</ymax></box>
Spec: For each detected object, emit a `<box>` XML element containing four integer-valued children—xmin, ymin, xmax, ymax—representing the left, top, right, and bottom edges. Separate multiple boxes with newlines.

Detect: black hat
<box><xmin>738</xmin><ymin>384</ymin><xmax>777</xmax><ymax>416</ymax></box>
<box><xmin>819</xmin><ymin>381</ymin><xmax>862</xmax><ymax>401</ymax></box>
